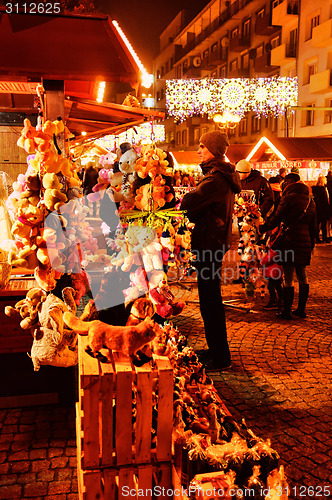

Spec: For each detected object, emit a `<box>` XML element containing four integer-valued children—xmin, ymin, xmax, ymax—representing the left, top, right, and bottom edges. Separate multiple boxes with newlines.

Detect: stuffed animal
<box><xmin>63</xmin><ymin>312</ymin><xmax>158</xmax><ymax>359</ymax></box>
<box><xmin>34</xmin><ymin>263</ymin><xmax>59</xmax><ymax>291</ymax></box>
<box><xmin>5</xmin><ymin>287</ymin><xmax>47</xmax><ymax>330</ymax></box>
<box><xmin>11</xmin><ymin>204</ymin><xmax>45</xmax><ymax>245</ymax></box>
<box><xmin>126</xmin><ymin>296</ymin><xmax>156</xmax><ymax>326</ymax></box>
<box><xmin>134</xmin><ymin>145</ymin><xmax>171</xmax><ymax>180</ymax></box>
<box><xmin>36</xmin><ymin>227</ymin><xmax>66</xmax><ymax>271</ymax></box>
<box><xmin>111</xmin><ymin>148</ymin><xmax>138</xmax><ymax>203</ymax></box>
<box><xmin>149</xmin><ymin>273</ymin><xmax>185</xmax><ymax>318</ymax></box>
<box><xmin>42</xmin><ymin>173</ymin><xmax>67</xmax><ymax>212</ymax></box>
<box><xmin>135</xmin><ymin>226</ymin><xmax>163</xmax><ymax>273</ymax></box>
<box><xmin>19</xmin><ymin>173</ymin><xmax>41</xmax><ymax>207</ymax></box>
<box><xmin>29</xmin><ymin>288</ymin><xmax>78</xmax><ymax>371</ymax></box>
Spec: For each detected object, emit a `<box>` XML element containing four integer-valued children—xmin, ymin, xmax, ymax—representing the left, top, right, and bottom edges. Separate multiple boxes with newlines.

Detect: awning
<box><xmin>171</xmin><ymin>144</ymin><xmax>252</xmax><ymax>167</ymax></box>
<box><xmin>66</xmin><ymin>97</ymin><xmax>164</xmax><ymax>143</ymax></box>
<box><xmin>0</xmin><ymin>10</ymin><xmax>139</xmax><ymax>85</ymax></box>
<box><xmin>248</xmin><ymin>136</ymin><xmax>332</xmax><ymax>162</ymax></box>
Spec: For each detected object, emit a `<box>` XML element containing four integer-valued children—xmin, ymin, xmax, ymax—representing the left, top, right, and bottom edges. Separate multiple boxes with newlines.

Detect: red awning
<box><xmin>0</xmin><ymin>10</ymin><xmax>139</xmax><ymax>85</ymax></box>
<box><xmin>250</xmin><ymin>137</ymin><xmax>332</xmax><ymax>162</ymax></box>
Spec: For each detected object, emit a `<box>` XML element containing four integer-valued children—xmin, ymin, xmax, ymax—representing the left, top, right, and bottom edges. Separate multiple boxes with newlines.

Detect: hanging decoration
<box><xmin>166</xmin><ymin>77</ymin><xmax>298</xmax><ymax>123</ymax></box>
<box><xmin>95</xmin><ymin>122</ymin><xmax>165</xmax><ymax>150</ymax></box>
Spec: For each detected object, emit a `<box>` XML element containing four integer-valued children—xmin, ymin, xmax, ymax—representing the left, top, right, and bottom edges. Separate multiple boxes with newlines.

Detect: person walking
<box><xmin>235</xmin><ymin>160</ymin><xmax>274</xmax><ymax>220</ymax></box>
<box><xmin>180</xmin><ymin>131</ymin><xmax>241</xmax><ymax>370</ymax></box>
<box><xmin>82</xmin><ymin>163</ymin><xmax>99</xmax><ymax>216</ymax></box>
<box><xmin>259</xmin><ymin>173</ymin><xmax>317</xmax><ymax>319</ymax></box>
<box><xmin>311</xmin><ymin>175</ymin><xmax>330</xmax><ymax>243</ymax></box>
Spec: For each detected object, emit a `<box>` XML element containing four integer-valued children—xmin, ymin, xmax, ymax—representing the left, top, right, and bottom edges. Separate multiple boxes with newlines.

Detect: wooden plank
<box><xmin>76</xmin><ymin>403</ymin><xmax>84</xmax><ymax>500</ymax></box>
<box><xmin>154</xmin><ymin>356</ymin><xmax>173</xmax><ymax>462</ymax></box>
<box><xmin>103</xmin><ymin>469</ymin><xmax>117</xmax><ymax>500</ymax></box>
<box><xmin>113</xmin><ymin>352</ymin><xmax>133</xmax><ymax>466</ymax></box>
<box><xmin>134</xmin><ymin>365</ymin><xmax>152</xmax><ymax>464</ymax></box>
<box><xmin>172</xmin><ymin>465</ymin><xmax>189</xmax><ymax>500</ymax></box>
<box><xmin>83</xmin><ymin>470</ymin><xmax>103</xmax><ymax>500</ymax></box>
<box><xmin>118</xmin><ymin>467</ymin><xmax>135</xmax><ymax>500</ymax></box>
<box><xmin>79</xmin><ymin>336</ymin><xmax>100</xmax><ymax>469</ymax></box>
<box><xmin>138</xmin><ymin>465</ymin><xmax>152</xmax><ymax>499</ymax></box>
<box><xmin>100</xmin><ymin>360</ymin><xmax>114</xmax><ymax>467</ymax></box>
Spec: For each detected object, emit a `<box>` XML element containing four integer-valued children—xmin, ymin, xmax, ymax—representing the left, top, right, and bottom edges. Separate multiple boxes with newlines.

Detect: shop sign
<box><xmin>251</xmin><ymin>160</ymin><xmax>322</xmax><ymax>170</ymax></box>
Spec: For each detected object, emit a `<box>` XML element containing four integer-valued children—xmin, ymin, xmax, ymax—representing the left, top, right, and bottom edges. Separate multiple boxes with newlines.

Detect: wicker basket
<box><xmin>0</xmin><ymin>261</ymin><xmax>11</xmax><ymax>290</ymax></box>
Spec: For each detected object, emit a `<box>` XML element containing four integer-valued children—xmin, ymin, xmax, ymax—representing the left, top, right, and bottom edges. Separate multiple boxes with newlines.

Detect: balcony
<box><xmin>210</xmin><ymin>47</ymin><xmax>227</xmax><ymax>65</ymax></box>
<box><xmin>229</xmin><ymin>34</ymin><xmax>251</xmax><ymax>52</ymax></box>
<box><xmin>272</xmin><ymin>1</ymin><xmax>299</xmax><ymax>27</ymax></box>
<box><xmin>311</xmin><ymin>19</ymin><xmax>332</xmax><ymax>48</ymax></box>
<box><xmin>309</xmin><ymin>69</ymin><xmax>332</xmax><ymax>94</ymax></box>
<box><xmin>182</xmin><ymin>66</ymin><xmax>201</xmax><ymax>78</ymax></box>
<box><xmin>255</xmin><ymin>12</ymin><xmax>281</xmax><ymax>36</ymax></box>
<box><xmin>200</xmin><ymin>55</ymin><xmax>218</xmax><ymax>70</ymax></box>
<box><xmin>270</xmin><ymin>43</ymin><xmax>297</xmax><ymax>66</ymax></box>
<box><xmin>254</xmin><ymin>52</ymin><xmax>279</xmax><ymax>72</ymax></box>
<box><xmin>228</xmin><ymin>67</ymin><xmax>250</xmax><ymax>78</ymax></box>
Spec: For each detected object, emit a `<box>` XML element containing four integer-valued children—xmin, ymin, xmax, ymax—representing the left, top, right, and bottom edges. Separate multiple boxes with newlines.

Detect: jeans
<box><xmin>282</xmin><ymin>264</ymin><xmax>308</xmax><ymax>287</ymax></box>
<box><xmin>194</xmin><ymin>250</ymin><xmax>231</xmax><ymax>365</ymax></box>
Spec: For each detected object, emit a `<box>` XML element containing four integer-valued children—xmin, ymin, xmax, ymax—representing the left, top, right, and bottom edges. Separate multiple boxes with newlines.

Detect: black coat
<box><xmin>83</xmin><ymin>166</ymin><xmax>98</xmax><ymax>195</ymax></box>
<box><xmin>180</xmin><ymin>158</ymin><xmax>241</xmax><ymax>252</ymax></box>
<box><xmin>240</xmin><ymin>169</ymin><xmax>274</xmax><ymax>218</ymax></box>
<box><xmin>311</xmin><ymin>185</ymin><xmax>330</xmax><ymax>222</ymax></box>
<box><xmin>260</xmin><ymin>182</ymin><xmax>317</xmax><ymax>266</ymax></box>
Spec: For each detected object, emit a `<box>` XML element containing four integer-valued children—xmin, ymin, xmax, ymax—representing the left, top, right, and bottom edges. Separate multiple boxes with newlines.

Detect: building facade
<box><xmin>153</xmin><ymin>0</ymin><xmax>332</xmax><ymax>151</ymax></box>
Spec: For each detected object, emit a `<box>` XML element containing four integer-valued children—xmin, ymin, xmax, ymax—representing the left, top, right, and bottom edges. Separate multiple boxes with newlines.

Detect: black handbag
<box><xmin>270</xmin><ymin>199</ymin><xmax>312</xmax><ymax>251</ymax></box>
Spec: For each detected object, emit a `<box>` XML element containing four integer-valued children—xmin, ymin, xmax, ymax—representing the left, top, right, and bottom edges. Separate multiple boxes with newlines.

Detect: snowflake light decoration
<box><xmin>166</xmin><ymin>77</ymin><xmax>298</xmax><ymax>122</ymax></box>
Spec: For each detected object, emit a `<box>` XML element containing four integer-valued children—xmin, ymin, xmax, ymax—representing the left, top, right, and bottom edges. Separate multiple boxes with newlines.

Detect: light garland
<box><xmin>166</xmin><ymin>77</ymin><xmax>298</xmax><ymax>123</ymax></box>
<box><xmin>95</xmin><ymin>123</ymin><xmax>165</xmax><ymax>149</ymax></box>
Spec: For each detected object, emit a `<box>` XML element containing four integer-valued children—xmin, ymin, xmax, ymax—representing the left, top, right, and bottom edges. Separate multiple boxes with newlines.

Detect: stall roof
<box><xmin>171</xmin><ymin>144</ymin><xmax>252</xmax><ymax>166</ymax></box>
<box><xmin>66</xmin><ymin>97</ymin><xmax>164</xmax><ymax>142</ymax></box>
<box><xmin>0</xmin><ymin>10</ymin><xmax>139</xmax><ymax>85</ymax></box>
<box><xmin>248</xmin><ymin>136</ymin><xmax>332</xmax><ymax>162</ymax></box>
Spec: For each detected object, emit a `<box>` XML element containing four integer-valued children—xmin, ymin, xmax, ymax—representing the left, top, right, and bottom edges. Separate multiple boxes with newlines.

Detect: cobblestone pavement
<box><xmin>0</xmin><ymin>237</ymin><xmax>331</xmax><ymax>499</ymax></box>
<box><xmin>172</xmin><ymin>241</ymin><xmax>332</xmax><ymax>500</ymax></box>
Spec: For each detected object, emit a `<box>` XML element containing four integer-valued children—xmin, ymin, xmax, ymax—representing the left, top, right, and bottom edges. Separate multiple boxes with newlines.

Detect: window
<box><xmin>251</xmin><ymin>115</ymin><xmax>261</xmax><ymax>133</ymax></box>
<box><xmin>229</xmin><ymin>59</ymin><xmax>238</xmax><ymax>71</ymax></box>
<box><xmin>307</xmin><ymin>14</ymin><xmax>320</xmax><ymax>40</ymax></box>
<box><xmin>157</xmin><ymin>91</ymin><xmax>161</xmax><ymax>102</ymax></box>
<box><xmin>243</xmin><ymin>19</ymin><xmax>251</xmax><ymax>40</ymax></box>
<box><xmin>257</xmin><ymin>8</ymin><xmax>265</xmax><ymax>18</ymax></box>
<box><xmin>157</xmin><ymin>69</ymin><xmax>161</xmax><ymax>79</ymax></box>
<box><xmin>302</xmin><ymin>104</ymin><xmax>315</xmax><ymax>126</ymax></box>
<box><xmin>324</xmin><ymin>99</ymin><xmax>332</xmax><ymax>123</ymax></box>
<box><xmin>203</xmin><ymin>49</ymin><xmax>209</xmax><ymax>59</ymax></box>
<box><xmin>288</xmin><ymin>28</ymin><xmax>297</xmax><ymax>57</ymax></box>
<box><xmin>176</xmin><ymin>131</ymin><xmax>181</xmax><ymax>146</ymax></box>
<box><xmin>241</xmin><ymin>52</ymin><xmax>249</xmax><ymax>69</ymax></box>
<box><xmin>304</xmin><ymin>59</ymin><xmax>318</xmax><ymax>84</ymax></box>
<box><xmin>176</xmin><ymin>66</ymin><xmax>182</xmax><ymax>78</ymax></box>
<box><xmin>160</xmin><ymin>87</ymin><xmax>165</xmax><ymax>99</ymax></box>
<box><xmin>231</xmin><ymin>27</ymin><xmax>239</xmax><ymax>38</ymax></box>
<box><xmin>194</xmin><ymin>128</ymin><xmax>200</xmax><ymax>143</ymax></box>
<box><xmin>211</xmin><ymin>42</ymin><xmax>218</xmax><ymax>53</ymax></box>
<box><xmin>239</xmin><ymin>117</ymin><xmax>248</xmax><ymax>135</ymax></box>
<box><xmin>219</xmin><ymin>65</ymin><xmax>227</xmax><ymax>77</ymax></box>
<box><xmin>182</xmin><ymin>130</ymin><xmax>187</xmax><ymax>146</ymax></box>
<box><xmin>211</xmin><ymin>70</ymin><xmax>217</xmax><ymax>78</ymax></box>
<box><xmin>256</xmin><ymin>44</ymin><xmax>264</xmax><ymax>57</ymax></box>
<box><xmin>271</xmin><ymin>35</ymin><xmax>280</xmax><ymax>49</ymax></box>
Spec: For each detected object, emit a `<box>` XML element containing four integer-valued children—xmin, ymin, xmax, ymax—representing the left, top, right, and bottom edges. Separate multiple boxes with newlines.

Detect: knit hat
<box><xmin>200</xmin><ymin>131</ymin><xmax>229</xmax><ymax>157</ymax></box>
<box><xmin>236</xmin><ymin>159</ymin><xmax>252</xmax><ymax>173</ymax></box>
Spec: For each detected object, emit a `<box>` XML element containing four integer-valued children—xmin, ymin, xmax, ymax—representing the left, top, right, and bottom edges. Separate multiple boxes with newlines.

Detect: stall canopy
<box><xmin>171</xmin><ymin>144</ymin><xmax>252</xmax><ymax>167</ymax></box>
<box><xmin>248</xmin><ymin>136</ymin><xmax>332</xmax><ymax>162</ymax></box>
<box><xmin>0</xmin><ymin>9</ymin><xmax>164</xmax><ymax>139</ymax></box>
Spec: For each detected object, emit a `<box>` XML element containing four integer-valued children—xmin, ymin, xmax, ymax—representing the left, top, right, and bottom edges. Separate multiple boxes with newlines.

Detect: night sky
<box><xmin>97</xmin><ymin>0</ymin><xmax>210</xmax><ymax>72</ymax></box>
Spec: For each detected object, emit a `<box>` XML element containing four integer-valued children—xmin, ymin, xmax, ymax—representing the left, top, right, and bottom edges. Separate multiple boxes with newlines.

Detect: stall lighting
<box><xmin>81</xmin><ymin>131</ymin><xmax>87</xmax><ymax>136</ymax></box>
<box><xmin>112</xmin><ymin>20</ymin><xmax>151</xmax><ymax>89</ymax></box>
<box><xmin>96</xmin><ymin>81</ymin><xmax>106</xmax><ymax>103</ymax></box>
<box><xmin>246</xmin><ymin>136</ymin><xmax>286</xmax><ymax>162</ymax></box>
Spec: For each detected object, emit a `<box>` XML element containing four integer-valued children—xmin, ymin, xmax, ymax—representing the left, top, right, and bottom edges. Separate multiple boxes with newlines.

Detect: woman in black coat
<box><xmin>311</xmin><ymin>175</ymin><xmax>330</xmax><ymax>243</ymax></box>
<box><xmin>259</xmin><ymin>174</ymin><xmax>317</xmax><ymax>319</ymax></box>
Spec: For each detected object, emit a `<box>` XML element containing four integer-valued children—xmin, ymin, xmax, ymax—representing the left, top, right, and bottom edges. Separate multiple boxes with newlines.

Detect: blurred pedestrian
<box><xmin>311</xmin><ymin>175</ymin><xmax>330</xmax><ymax>243</ymax></box>
<box><xmin>275</xmin><ymin>167</ymin><xmax>287</xmax><ymax>183</ymax></box>
<box><xmin>326</xmin><ymin>171</ymin><xmax>332</xmax><ymax>237</ymax></box>
<box><xmin>181</xmin><ymin>131</ymin><xmax>241</xmax><ymax>370</ymax></box>
<box><xmin>82</xmin><ymin>163</ymin><xmax>99</xmax><ymax>216</ymax></box>
<box><xmin>259</xmin><ymin>173</ymin><xmax>317</xmax><ymax>319</ymax></box>
<box><xmin>268</xmin><ymin>176</ymin><xmax>282</xmax><ymax>215</ymax></box>
<box><xmin>235</xmin><ymin>160</ymin><xmax>274</xmax><ymax>220</ymax></box>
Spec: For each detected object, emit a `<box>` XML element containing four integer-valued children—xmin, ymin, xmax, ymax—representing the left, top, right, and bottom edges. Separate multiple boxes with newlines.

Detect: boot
<box><xmin>276</xmin><ymin>286</ymin><xmax>294</xmax><ymax>319</ymax></box>
<box><xmin>293</xmin><ymin>283</ymin><xmax>309</xmax><ymax>318</ymax></box>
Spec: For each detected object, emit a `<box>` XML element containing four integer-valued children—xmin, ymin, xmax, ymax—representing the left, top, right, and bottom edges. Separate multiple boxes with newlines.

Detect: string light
<box><xmin>166</xmin><ymin>77</ymin><xmax>298</xmax><ymax>123</ymax></box>
<box><xmin>95</xmin><ymin>123</ymin><xmax>165</xmax><ymax>149</ymax></box>
<box><xmin>96</xmin><ymin>82</ymin><xmax>106</xmax><ymax>103</ymax></box>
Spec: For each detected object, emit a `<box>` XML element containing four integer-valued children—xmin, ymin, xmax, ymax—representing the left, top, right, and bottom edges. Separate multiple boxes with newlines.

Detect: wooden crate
<box><xmin>76</xmin><ymin>336</ymin><xmax>173</xmax><ymax>499</ymax></box>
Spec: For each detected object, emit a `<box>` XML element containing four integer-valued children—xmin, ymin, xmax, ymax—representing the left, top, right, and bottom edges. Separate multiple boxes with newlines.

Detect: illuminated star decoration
<box><xmin>166</xmin><ymin>77</ymin><xmax>298</xmax><ymax>123</ymax></box>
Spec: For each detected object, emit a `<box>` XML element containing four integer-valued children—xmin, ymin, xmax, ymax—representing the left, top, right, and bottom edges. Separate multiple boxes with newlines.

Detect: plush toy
<box><xmin>63</xmin><ymin>312</ymin><xmax>158</xmax><ymax>360</ymax></box>
<box><xmin>29</xmin><ymin>288</ymin><xmax>78</xmax><ymax>371</ymax></box>
<box><xmin>126</xmin><ymin>296</ymin><xmax>156</xmax><ymax>326</ymax></box>
<box><xmin>111</xmin><ymin>148</ymin><xmax>138</xmax><ymax>203</ymax></box>
<box><xmin>135</xmin><ymin>226</ymin><xmax>163</xmax><ymax>273</ymax></box>
<box><xmin>42</xmin><ymin>173</ymin><xmax>67</xmax><ymax>212</ymax></box>
<box><xmin>19</xmin><ymin>173</ymin><xmax>41</xmax><ymax>207</ymax></box>
<box><xmin>34</xmin><ymin>263</ymin><xmax>59</xmax><ymax>291</ymax></box>
<box><xmin>11</xmin><ymin>204</ymin><xmax>45</xmax><ymax>245</ymax></box>
<box><xmin>16</xmin><ymin>118</ymin><xmax>37</xmax><ymax>154</ymax></box>
<box><xmin>134</xmin><ymin>183</ymin><xmax>151</xmax><ymax>211</ymax></box>
<box><xmin>149</xmin><ymin>273</ymin><xmax>185</xmax><ymax>318</ymax></box>
<box><xmin>5</xmin><ymin>287</ymin><xmax>47</xmax><ymax>330</ymax></box>
<box><xmin>152</xmin><ymin>174</ymin><xmax>173</xmax><ymax>209</ymax></box>
<box><xmin>123</xmin><ymin>266</ymin><xmax>149</xmax><ymax>304</ymax></box>
<box><xmin>134</xmin><ymin>145</ymin><xmax>171</xmax><ymax>180</ymax></box>
<box><xmin>175</xmin><ymin>224</ymin><xmax>191</xmax><ymax>250</ymax></box>
<box><xmin>36</xmin><ymin>227</ymin><xmax>66</xmax><ymax>271</ymax></box>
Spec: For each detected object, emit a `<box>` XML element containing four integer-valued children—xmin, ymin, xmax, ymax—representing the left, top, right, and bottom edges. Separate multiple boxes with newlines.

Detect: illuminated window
<box><xmin>194</xmin><ymin>128</ymin><xmax>200</xmax><ymax>143</ymax></box>
<box><xmin>324</xmin><ymin>99</ymin><xmax>332</xmax><ymax>123</ymax></box>
<box><xmin>243</xmin><ymin>19</ymin><xmax>251</xmax><ymax>40</ymax></box>
<box><xmin>239</xmin><ymin>117</ymin><xmax>248</xmax><ymax>135</ymax></box>
<box><xmin>182</xmin><ymin>130</ymin><xmax>187</xmax><ymax>145</ymax></box>
<box><xmin>251</xmin><ymin>115</ymin><xmax>261</xmax><ymax>133</ymax></box>
<box><xmin>219</xmin><ymin>65</ymin><xmax>227</xmax><ymax>77</ymax></box>
<box><xmin>176</xmin><ymin>131</ymin><xmax>181</xmax><ymax>145</ymax></box>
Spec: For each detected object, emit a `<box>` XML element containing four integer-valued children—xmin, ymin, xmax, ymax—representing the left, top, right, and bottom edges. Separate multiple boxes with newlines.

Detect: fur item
<box><xmin>126</xmin><ymin>296</ymin><xmax>156</xmax><ymax>326</ymax></box>
<box><xmin>63</xmin><ymin>312</ymin><xmax>158</xmax><ymax>358</ymax></box>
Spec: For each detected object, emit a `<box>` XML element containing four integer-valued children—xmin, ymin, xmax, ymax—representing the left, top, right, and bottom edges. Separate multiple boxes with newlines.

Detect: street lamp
<box><xmin>213</xmin><ymin>111</ymin><xmax>241</xmax><ymax>134</ymax></box>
